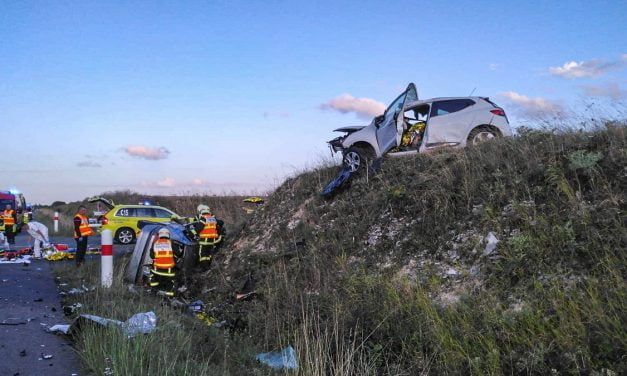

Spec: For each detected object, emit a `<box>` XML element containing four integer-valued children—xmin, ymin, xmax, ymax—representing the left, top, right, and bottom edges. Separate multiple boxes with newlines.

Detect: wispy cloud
<box><xmin>581</xmin><ymin>82</ymin><xmax>626</xmax><ymax>100</ymax></box>
<box><xmin>500</xmin><ymin>91</ymin><xmax>563</xmax><ymax>116</ymax></box>
<box><xmin>156</xmin><ymin>177</ymin><xmax>176</xmax><ymax>188</ymax></box>
<box><xmin>123</xmin><ymin>145</ymin><xmax>170</xmax><ymax>160</ymax></box>
<box><xmin>320</xmin><ymin>94</ymin><xmax>386</xmax><ymax>119</ymax></box>
<box><xmin>548</xmin><ymin>55</ymin><xmax>627</xmax><ymax>79</ymax></box>
<box><xmin>489</xmin><ymin>63</ymin><xmax>500</xmax><ymax>71</ymax></box>
<box><xmin>192</xmin><ymin>178</ymin><xmax>204</xmax><ymax>186</ymax></box>
<box><xmin>76</xmin><ymin>161</ymin><xmax>102</xmax><ymax>168</ymax></box>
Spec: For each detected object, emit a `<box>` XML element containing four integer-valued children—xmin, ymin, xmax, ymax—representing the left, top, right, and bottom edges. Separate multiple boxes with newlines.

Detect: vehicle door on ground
<box><xmin>424</xmin><ymin>99</ymin><xmax>476</xmax><ymax>147</ymax></box>
<box><xmin>376</xmin><ymin>83</ymin><xmax>418</xmax><ymax>154</ymax></box>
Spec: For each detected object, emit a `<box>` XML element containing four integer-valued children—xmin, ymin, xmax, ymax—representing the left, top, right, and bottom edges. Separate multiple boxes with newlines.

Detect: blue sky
<box><xmin>1</xmin><ymin>0</ymin><xmax>626</xmax><ymax>204</ymax></box>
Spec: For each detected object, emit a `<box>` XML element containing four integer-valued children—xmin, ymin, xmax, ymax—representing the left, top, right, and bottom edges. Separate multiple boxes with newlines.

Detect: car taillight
<box><xmin>490</xmin><ymin>108</ymin><xmax>506</xmax><ymax>116</ymax></box>
<box><xmin>101</xmin><ymin>216</ymin><xmax>108</xmax><ymax>225</ymax></box>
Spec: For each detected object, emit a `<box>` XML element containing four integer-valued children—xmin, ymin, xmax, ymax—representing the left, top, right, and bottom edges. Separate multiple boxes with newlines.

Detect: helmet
<box><xmin>200</xmin><ymin>208</ymin><xmax>211</xmax><ymax>216</ymax></box>
<box><xmin>158</xmin><ymin>228</ymin><xmax>170</xmax><ymax>239</ymax></box>
<box><xmin>197</xmin><ymin>204</ymin><xmax>210</xmax><ymax>214</ymax></box>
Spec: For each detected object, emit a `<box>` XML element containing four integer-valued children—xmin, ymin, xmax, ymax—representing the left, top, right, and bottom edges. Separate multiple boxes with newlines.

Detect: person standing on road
<box><xmin>73</xmin><ymin>206</ymin><xmax>94</xmax><ymax>267</ymax></box>
<box><xmin>2</xmin><ymin>204</ymin><xmax>17</xmax><ymax>244</ymax></box>
<box><xmin>21</xmin><ymin>222</ymin><xmax>50</xmax><ymax>259</ymax></box>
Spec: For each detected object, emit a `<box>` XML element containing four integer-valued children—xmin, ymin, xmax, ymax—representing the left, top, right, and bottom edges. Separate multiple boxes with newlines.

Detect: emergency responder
<box><xmin>73</xmin><ymin>205</ymin><xmax>94</xmax><ymax>267</ymax></box>
<box><xmin>23</xmin><ymin>207</ymin><xmax>32</xmax><ymax>224</ymax></box>
<box><xmin>21</xmin><ymin>221</ymin><xmax>50</xmax><ymax>259</ymax></box>
<box><xmin>194</xmin><ymin>205</ymin><xmax>224</xmax><ymax>270</ymax></box>
<box><xmin>2</xmin><ymin>204</ymin><xmax>17</xmax><ymax>244</ymax></box>
<box><xmin>150</xmin><ymin>228</ymin><xmax>177</xmax><ymax>297</ymax></box>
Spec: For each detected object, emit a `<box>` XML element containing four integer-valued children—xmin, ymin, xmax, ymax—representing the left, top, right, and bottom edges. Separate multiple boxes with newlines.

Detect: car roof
<box><xmin>112</xmin><ymin>205</ymin><xmax>173</xmax><ymax>211</ymax></box>
<box><xmin>405</xmin><ymin>96</ymin><xmax>485</xmax><ymax>107</ymax></box>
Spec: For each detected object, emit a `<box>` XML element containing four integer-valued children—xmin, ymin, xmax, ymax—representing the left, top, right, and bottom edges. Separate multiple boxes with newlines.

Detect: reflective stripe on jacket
<box><xmin>153</xmin><ymin>239</ymin><xmax>175</xmax><ymax>269</ymax></box>
<box><xmin>3</xmin><ymin>210</ymin><xmax>15</xmax><ymax>226</ymax></box>
<box><xmin>199</xmin><ymin>215</ymin><xmax>219</xmax><ymax>240</ymax></box>
<box><xmin>74</xmin><ymin>214</ymin><xmax>94</xmax><ymax>238</ymax></box>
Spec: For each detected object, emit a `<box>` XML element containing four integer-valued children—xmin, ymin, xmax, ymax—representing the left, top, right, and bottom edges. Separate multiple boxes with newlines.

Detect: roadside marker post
<box><xmin>101</xmin><ymin>229</ymin><xmax>113</xmax><ymax>288</ymax></box>
<box><xmin>53</xmin><ymin>212</ymin><xmax>59</xmax><ymax>233</ymax></box>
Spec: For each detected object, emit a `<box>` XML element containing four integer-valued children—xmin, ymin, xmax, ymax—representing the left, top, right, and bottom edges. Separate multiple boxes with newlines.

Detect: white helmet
<box><xmin>197</xmin><ymin>204</ymin><xmax>210</xmax><ymax>214</ymax></box>
<box><xmin>158</xmin><ymin>228</ymin><xmax>170</xmax><ymax>239</ymax></box>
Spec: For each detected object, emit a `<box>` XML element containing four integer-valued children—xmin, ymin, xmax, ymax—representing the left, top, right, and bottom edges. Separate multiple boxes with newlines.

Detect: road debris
<box><xmin>48</xmin><ymin>311</ymin><xmax>157</xmax><ymax>338</ymax></box>
<box><xmin>1</xmin><ymin>318</ymin><xmax>27</xmax><ymax>325</ymax></box>
<box><xmin>322</xmin><ymin>166</ymin><xmax>353</xmax><ymax>198</ymax></box>
<box><xmin>256</xmin><ymin>346</ymin><xmax>298</xmax><ymax>369</ymax></box>
<box><xmin>484</xmin><ymin>232</ymin><xmax>499</xmax><ymax>256</ymax></box>
<box><xmin>63</xmin><ymin>303</ymin><xmax>83</xmax><ymax>316</ymax></box>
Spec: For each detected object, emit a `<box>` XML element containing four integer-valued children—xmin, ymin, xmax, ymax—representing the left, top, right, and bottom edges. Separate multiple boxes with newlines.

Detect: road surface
<box><xmin>1</xmin><ymin>232</ymin><xmax>134</xmax><ymax>375</ymax></box>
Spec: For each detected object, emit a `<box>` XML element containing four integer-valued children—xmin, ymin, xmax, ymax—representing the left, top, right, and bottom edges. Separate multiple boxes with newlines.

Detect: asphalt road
<box><xmin>1</xmin><ymin>233</ymin><xmax>136</xmax><ymax>376</ymax></box>
<box><xmin>0</xmin><ymin>260</ymin><xmax>84</xmax><ymax>376</ymax></box>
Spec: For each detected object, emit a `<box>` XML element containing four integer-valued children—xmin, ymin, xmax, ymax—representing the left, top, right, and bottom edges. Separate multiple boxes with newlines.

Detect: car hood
<box><xmin>333</xmin><ymin>126</ymin><xmax>366</xmax><ymax>134</ymax></box>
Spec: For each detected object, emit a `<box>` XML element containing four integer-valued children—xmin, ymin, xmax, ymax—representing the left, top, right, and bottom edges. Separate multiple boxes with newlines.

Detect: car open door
<box><xmin>376</xmin><ymin>83</ymin><xmax>418</xmax><ymax>154</ymax></box>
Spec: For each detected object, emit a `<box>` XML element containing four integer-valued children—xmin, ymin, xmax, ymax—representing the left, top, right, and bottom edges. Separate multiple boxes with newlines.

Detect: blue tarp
<box><xmin>256</xmin><ymin>346</ymin><xmax>298</xmax><ymax>369</ymax></box>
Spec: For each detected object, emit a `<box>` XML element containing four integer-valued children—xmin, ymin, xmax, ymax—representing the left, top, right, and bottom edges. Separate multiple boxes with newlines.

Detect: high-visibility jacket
<box><xmin>23</xmin><ymin>212</ymin><xmax>30</xmax><ymax>224</ymax></box>
<box><xmin>3</xmin><ymin>210</ymin><xmax>15</xmax><ymax>226</ymax></box>
<box><xmin>153</xmin><ymin>239</ymin><xmax>176</xmax><ymax>269</ymax></box>
<box><xmin>73</xmin><ymin>214</ymin><xmax>94</xmax><ymax>238</ymax></box>
<box><xmin>199</xmin><ymin>215</ymin><xmax>219</xmax><ymax>241</ymax></box>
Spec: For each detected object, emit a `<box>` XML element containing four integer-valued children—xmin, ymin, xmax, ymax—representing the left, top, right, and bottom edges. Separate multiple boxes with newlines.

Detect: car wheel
<box><xmin>115</xmin><ymin>227</ymin><xmax>136</xmax><ymax>244</ymax></box>
<box><xmin>468</xmin><ymin>126</ymin><xmax>500</xmax><ymax>146</ymax></box>
<box><xmin>343</xmin><ymin>146</ymin><xmax>374</xmax><ymax>173</ymax></box>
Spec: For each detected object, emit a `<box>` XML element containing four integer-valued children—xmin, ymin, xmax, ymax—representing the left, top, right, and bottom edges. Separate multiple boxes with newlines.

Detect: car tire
<box><xmin>468</xmin><ymin>126</ymin><xmax>500</xmax><ymax>146</ymax></box>
<box><xmin>115</xmin><ymin>227</ymin><xmax>136</xmax><ymax>245</ymax></box>
<box><xmin>343</xmin><ymin>146</ymin><xmax>374</xmax><ymax>173</ymax></box>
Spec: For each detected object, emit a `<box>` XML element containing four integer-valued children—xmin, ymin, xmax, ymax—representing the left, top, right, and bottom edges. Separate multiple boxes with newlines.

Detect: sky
<box><xmin>1</xmin><ymin>0</ymin><xmax>626</xmax><ymax>204</ymax></box>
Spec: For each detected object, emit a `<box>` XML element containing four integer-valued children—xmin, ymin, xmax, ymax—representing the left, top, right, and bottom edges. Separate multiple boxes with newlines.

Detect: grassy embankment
<box><xmin>54</xmin><ymin>124</ymin><xmax>626</xmax><ymax>375</ymax></box>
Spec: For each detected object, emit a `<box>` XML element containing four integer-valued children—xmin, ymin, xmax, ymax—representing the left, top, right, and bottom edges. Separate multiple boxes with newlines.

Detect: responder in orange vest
<box><xmin>2</xmin><ymin>204</ymin><xmax>17</xmax><ymax>245</ymax></box>
<box><xmin>150</xmin><ymin>228</ymin><xmax>177</xmax><ymax>297</ymax></box>
<box><xmin>73</xmin><ymin>205</ymin><xmax>94</xmax><ymax>267</ymax></box>
<box><xmin>195</xmin><ymin>205</ymin><xmax>224</xmax><ymax>270</ymax></box>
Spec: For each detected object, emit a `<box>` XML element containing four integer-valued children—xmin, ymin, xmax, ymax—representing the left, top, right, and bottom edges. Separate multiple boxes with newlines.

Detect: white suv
<box><xmin>328</xmin><ymin>83</ymin><xmax>512</xmax><ymax>171</ymax></box>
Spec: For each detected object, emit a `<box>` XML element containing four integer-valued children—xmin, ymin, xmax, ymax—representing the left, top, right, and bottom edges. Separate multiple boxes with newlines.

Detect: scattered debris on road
<box><xmin>256</xmin><ymin>346</ymin><xmax>298</xmax><ymax>370</ymax></box>
<box><xmin>48</xmin><ymin>311</ymin><xmax>158</xmax><ymax>338</ymax></box>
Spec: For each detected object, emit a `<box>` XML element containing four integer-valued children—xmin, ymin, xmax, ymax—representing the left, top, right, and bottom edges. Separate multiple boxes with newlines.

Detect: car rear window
<box><xmin>430</xmin><ymin>99</ymin><xmax>475</xmax><ymax>117</ymax></box>
<box><xmin>116</xmin><ymin>208</ymin><xmax>136</xmax><ymax>217</ymax></box>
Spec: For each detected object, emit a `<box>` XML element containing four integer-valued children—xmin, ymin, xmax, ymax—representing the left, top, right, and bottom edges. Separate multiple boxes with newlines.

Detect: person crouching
<box><xmin>21</xmin><ymin>221</ymin><xmax>50</xmax><ymax>259</ymax></box>
<box><xmin>150</xmin><ymin>228</ymin><xmax>177</xmax><ymax>297</ymax></box>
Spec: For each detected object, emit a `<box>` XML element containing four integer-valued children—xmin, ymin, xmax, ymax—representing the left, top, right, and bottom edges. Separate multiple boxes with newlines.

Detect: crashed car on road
<box><xmin>328</xmin><ymin>83</ymin><xmax>512</xmax><ymax>171</ymax></box>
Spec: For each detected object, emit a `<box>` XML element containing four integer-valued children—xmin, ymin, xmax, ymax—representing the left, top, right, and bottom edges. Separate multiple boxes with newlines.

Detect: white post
<box><xmin>53</xmin><ymin>212</ymin><xmax>59</xmax><ymax>233</ymax></box>
<box><xmin>101</xmin><ymin>229</ymin><xmax>113</xmax><ymax>288</ymax></box>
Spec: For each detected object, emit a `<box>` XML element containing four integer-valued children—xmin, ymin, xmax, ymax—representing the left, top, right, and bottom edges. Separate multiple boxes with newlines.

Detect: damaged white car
<box><xmin>328</xmin><ymin>83</ymin><xmax>512</xmax><ymax>171</ymax></box>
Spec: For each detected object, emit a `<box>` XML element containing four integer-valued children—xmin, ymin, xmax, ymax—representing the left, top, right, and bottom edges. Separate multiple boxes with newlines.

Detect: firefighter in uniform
<box><xmin>194</xmin><ymin>205</ymin><xmax>224</xmax><ymax>270</ymax></box>
<box><xmin>150</xmin><ymin>228</ymin><xmax>177</xmax><ymax>297</ymax></box>
<box><xmin>2</xmin><ymin>204</ymin><xmax>17</xmax><ymax>245</ymax></box>
<box><xmin>73</xmin><ymin>206</ymin><xmax>94</xmax><ymax>266</ymax></box>
<box><xmin>23</xmin><ymin>207</ymin><xmax>32</xmax><ymax>224</ymax></box>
